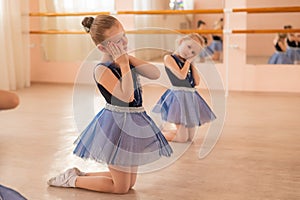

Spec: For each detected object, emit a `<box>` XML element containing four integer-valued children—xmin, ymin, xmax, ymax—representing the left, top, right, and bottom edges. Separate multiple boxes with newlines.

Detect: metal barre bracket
<box><xmin>223</xmin><ymin>8</ymin><xmax>233</xmax><ymax>13</ymax></box>
<box><xmin>110</xmin><ymin>10</ymin><xmax>118</xmax><ymax>15</ymax></box>
<box><xmin>223</xmin><ymin>29</ymin><xmax>232</xmax><ymax>34</ymax></box>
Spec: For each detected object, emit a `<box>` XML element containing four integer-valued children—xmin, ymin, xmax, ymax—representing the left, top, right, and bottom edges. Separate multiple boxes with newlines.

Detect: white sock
<box><xmin>69</xmin><ymin>175</ymin><xmax>78</xmax><ymax>187</ymax></box>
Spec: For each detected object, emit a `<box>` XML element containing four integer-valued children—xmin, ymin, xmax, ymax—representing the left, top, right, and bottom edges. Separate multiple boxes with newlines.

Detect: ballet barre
<box><xmin>29</xmin><ymin>6</ymin><xmax>300</xmax><ymax>98</ymax></box>
<box><xmin>29</xmin><ymin>6</ymin><xmax>300</xmax><ymax>35</ymax></box>
<box><xmin>29</xmin><ymin>29</ymin><xmax>300</xmax><ymax>35</ymax></box>
<box><xmin>29</xmin><ymin>6</ymin><xmax>300</xmax><ymax>17</ymax></box>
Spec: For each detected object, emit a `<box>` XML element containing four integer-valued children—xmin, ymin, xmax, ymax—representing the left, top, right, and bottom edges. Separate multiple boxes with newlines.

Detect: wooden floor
<box><xmin>0</xmin><ymin>83</ymin><xmax>299</xmax><ymax>200</ymax></box>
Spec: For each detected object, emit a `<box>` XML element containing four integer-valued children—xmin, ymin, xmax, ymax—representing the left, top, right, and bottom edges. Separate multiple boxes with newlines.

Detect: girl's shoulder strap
<box><xmin>170</xmin><ymin>54</ymin><xmax>177</xmax><ymax>60</ymax></box>
<box><xmin>170</xmin><ymin>54</ymin><xmax>184</xmax><ymax>68</ymax></box>
<box><xmin>93</xmin><ymin>62</ymin><xmax>121</xmax><ymax>83</ymax></box>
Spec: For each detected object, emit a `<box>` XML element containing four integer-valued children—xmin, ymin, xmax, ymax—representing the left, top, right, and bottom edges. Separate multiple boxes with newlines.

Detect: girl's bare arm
<box><xmin>128</xmin><ymin>55</ymin><xmax>160</xmax><ymax>80</ymax></box>
<box><xmin>164</xmin><ymin>55</ymin><xmax>191</xmax><ymax>80</ymax></box>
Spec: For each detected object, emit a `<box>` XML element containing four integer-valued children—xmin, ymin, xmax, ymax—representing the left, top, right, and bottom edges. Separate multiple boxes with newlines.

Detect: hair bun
<box><xmin>82</xmin><ymin>17</ymin><xmax>94</xmax><ymax>33</ymax></box>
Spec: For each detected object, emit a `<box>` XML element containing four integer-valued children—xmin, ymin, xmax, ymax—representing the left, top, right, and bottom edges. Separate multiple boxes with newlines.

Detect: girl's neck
<box><xmin>174</xmin><ymin>53</ymin><xmax>186</xmax><ymax>62</ymax></box>
<box><xmin>101</xmin><ymin>53</ymin><xmax>114</xmax><ymax>64</ymax></box>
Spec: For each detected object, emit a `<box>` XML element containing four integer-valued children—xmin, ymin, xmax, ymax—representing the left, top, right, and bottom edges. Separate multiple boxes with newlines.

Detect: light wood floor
<box><xmin>0</xmin><ymin>83</ymin><xmax>299</xmax><ymax>200</ymax></box>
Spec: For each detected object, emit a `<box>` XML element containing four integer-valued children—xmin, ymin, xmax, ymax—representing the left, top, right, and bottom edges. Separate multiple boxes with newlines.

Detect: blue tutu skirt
<box><xmin>209</xmin><ymin>40</ymin><xmax>223</xmax><ymax>52</ymax></box>
<box><xmin>199</xmin><ymin>46</ymin><xmax>214</xmax><ymax>58</ymax></box>
<box><xmin>268</xmin><ymin>52</ymin><xmax>293</xmax><ymax>64</ymax></box>
<box><xmin>152</xmin><ymin>87</ymin><xmax>216</xmax><ymax>127</ymax></box>
<box><xmin>286</xmin><ymin>47</ymin><xmax>300</xmax><ymax>64</ymax></box>
<box><xmin>0</xmin><ymin>185</ymin><xmax>26</xmax><ymax>200</ymax></box>
<box><xmin>73</xmin><ymin>104</ymin><xmax>173</xmax><ymax>167</ymax></box>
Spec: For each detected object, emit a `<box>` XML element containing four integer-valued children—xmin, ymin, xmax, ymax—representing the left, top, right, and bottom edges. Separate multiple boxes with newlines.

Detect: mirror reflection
<box><xmin>133</xmin><ymin>0</ymin><xmax>224</xmax><ymax>63</ymax></box>
<box><xmin>197</xmin><ymin>18</ymin><xmax>223</xmax><ymax>62</ymax></box>
<box><xmin>246</xmin><ymin>0</ymin><xmax>300</xmax><ymax>65</ymax></box>
<box><xmin>38</xmin><ymin>0</ymin><xmax>225</xmax><ymax>63</ymax></box>
<box><xmin>268</xmin><ymin>26</ymin><xmax>300</xmax><ymax>65</ymax></box>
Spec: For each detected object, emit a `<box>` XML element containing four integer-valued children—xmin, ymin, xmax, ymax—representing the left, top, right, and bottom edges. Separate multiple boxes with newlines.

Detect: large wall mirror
<box><xmin>133</xmin><ymin>0</ymin><xmax>224</xmax><ymax>63</ymax></box>
<box><xmin>37</xmin><ymin>0</ymin><xmax>225</xmax><ymax>63</ymax></box>
<box><xmin>36</xmin><ymin>0</ymin><xmax>299</xmax><ymax>64</ymax></box>
<box><xmin>246</xmin><ymin>0</ymin><xmax>300</xmax><ymax>65</ymax></box>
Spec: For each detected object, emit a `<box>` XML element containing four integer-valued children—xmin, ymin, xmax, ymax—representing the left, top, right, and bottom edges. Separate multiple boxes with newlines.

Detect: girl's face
<box><xmin>177</xmin><ymin>39</ymin><xmax>202</xmax><ymax>60</ymax></box>
<box><xmin>101</xmin><ymin>23</ymin><xmax>128</xmax><ymax>52</ymax></box>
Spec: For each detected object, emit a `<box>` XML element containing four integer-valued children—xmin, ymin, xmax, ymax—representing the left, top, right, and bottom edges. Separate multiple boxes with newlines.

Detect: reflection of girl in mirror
<box><xmin>152</xmin><ymin>33</ymin><xmax>216</xmax><ymax>143</ymax></box>
<box><xmin>268</xmin><ymin>33</ymin><xmax>293</xmax><ymax>64</ymax></box>
<box><xmin>197</xmin><ymin>20</ymin><xmax>214</xmax><ymax>62</ymax></box>
<box><xmin>284</xmin><ymin>25</ymin><xmax>300</xmax><ymax>64</ymax></box>
<box><xmin>209</xmin><ymin>18</ymin><xmax>223</xmax><ymax>62</ymax></box>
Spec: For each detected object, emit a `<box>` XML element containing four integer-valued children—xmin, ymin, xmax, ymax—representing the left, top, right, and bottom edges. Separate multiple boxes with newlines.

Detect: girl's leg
<box><xmin>0</xmin><ymin>90</ymin><xmax>19</xmax><ymax>110</ymax></box>
<box><xmin>85</xmin><ymin>171</ymin><xmax>111</xmax><ymax>177</ymax></box>
<box><xmin>212</xmin><ymin>52</ymin><xmax>220</xmax><ymax>61</ymax></box>
<box><xmin>163</xmin><ymin>124</ymin><xmax>189</xmax><ymax>142</ymax></box>
<box><xmin>83</xmin><ymin>168</ymin><xmax>137</xmax><ymax>189</ymax></box>
<box><xmin>188</xmin><ymin>126</ymin><xmax>198</xmax><ymax>142</ymax></box>
<box><xmin>171</xmin><ymin>125</ymin><xmax>189</xmax><ymax>142</ymax></box>
<box><xmin>75</xmin><ymin>166</ymin><xmax>137</xmax><ymax>194</ymax></box>
<box><xmin>161</xmin><ymin>122</ymin><xmax>176</xmax><ymax>141</ymax></box>
<box><xmin>162</xmin><ymin>130</ymin><xmax>177</xmax><ymax>141</ymax></box>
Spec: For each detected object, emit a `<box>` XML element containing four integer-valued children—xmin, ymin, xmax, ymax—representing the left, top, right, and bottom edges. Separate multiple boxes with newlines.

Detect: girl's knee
<box><xmin>0</xmin><ymin>91</ymin><xmax>19</xmax><ymax>110</ymax></box>
<box><xmin>113</xmin><ymin>178</ymin><xmax>136</xmax><ymax>193</ymax></box>
<box><xmin>113</xmin><ymin>185</ymin><xmax>130</xmax><ymax>194</ymax></box>
<box><xmin>174</xmin><ymin>127</ymin><xmax>189</xmax><ymax>142</ymax></box>
<box><xmin>10</xmin><ymin>95</ymin><xmax>19</xmax><ymax>108</ymax></box>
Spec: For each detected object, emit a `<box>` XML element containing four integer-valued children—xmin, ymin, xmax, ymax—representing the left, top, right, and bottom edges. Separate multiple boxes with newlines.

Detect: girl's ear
<box><xmin>177</xmin><ymin>38</ymin><xmax>183</xmax><ymax>46</ymax></box>
<box><xmin>97</xmin><ymin>44</ymin><xmax>107</xmax><ymax>53</ymax></box>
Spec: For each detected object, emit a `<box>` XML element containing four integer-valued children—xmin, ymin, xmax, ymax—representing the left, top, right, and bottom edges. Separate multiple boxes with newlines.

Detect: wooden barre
<box><xmin>233</xmin><ymin>29</ymin><xmax>300</xmax><ymax>34</ymax></box>
<box><xmin>29</xmin><ymin>30</ymin><xmax>222</xmax><ymax>35</ymax></box>
<box><xmin>29</xmin><ymin>9</ymin><xmax>223</xmax><ymax>17</ymax></box>
<box><xmin>233</xmin><ymin>6</ymin><xmax>300</xmax><ymax>13</ymax></box>
<box><xmin>29</xmin><ymin>7</ymin><xmax>300</xmax><ymax>17</ymax></box>
<box><xmin>29</xmin><ymin>29</ymin><xmax>300</xmax><ymax>35</ymax></box>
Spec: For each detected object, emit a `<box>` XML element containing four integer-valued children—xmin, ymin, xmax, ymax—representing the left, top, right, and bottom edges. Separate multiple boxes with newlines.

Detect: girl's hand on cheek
<box><xmin>107</xmin><ymin>42</ymin><xmax>128</xmax><ymax>65</ymax></box>
<box><xmin>186</xmin><ymin>54</ymin><xmax>198</xmax><ymax>64</ymax></box>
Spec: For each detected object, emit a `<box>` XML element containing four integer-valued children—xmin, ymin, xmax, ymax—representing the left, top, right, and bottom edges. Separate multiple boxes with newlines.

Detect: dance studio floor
<box><xmin>1</xmin><ymin>83</ymin><xmax>299</xmax><ymax>200</ymax></box>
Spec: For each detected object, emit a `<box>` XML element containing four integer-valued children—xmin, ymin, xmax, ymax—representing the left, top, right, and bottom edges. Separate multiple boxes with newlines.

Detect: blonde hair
<box><xmin>82</xmin><ymin>15</ymin><xmax>119</xmax><ymax>45</ymax></box>
<box><xmin>181</xmin><ymin>33</ymin><xmax>205</xmax><ymax>47</ymax></box>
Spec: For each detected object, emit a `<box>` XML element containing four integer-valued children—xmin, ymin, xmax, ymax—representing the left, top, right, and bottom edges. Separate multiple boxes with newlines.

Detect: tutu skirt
<box><xmin>268</xmin><ymin>52</ymin><xmax>293</xmax><ymax>64</ymax></box>
<box><xmin>0</xmin><ymin>185</ymin><xmax>26</xmax><ymax>200</ymax></box>
<box><xmin>199</xmin><ymin>46</ymin><xmax>214</xmax><ymax>58</ymax></box>
<box><xmin>152</xmin><ymin>87</ymin><xmax>216</xmax><ymax>127</ymax></box>
<box><xmin>209</xmin><ymin>40</ymin><xmax>223</xmax><ymax>52</ymax></box>
<box><xmin>286</xmin><ymin>47</ymin><xmax>300</xmax><ymax>64</ymax></box>
<box><xmin>73</xmin><ymin>104</ymin><xmax>173</xmax><ymax>167</ymax></box>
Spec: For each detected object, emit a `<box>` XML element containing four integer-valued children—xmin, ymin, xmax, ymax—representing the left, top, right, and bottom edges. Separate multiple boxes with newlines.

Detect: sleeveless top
<box><xmin>212</xmin><ymin>35</ymin><xmax>222</xmax><ymax>41</ymax></box>
<box><xmin>287</xmin><ymin>39</ymin><xmax>297</xmax><ymax>48</ymax></box>
<box><xmin>165</xmin><ymin>54</ymin><xmax>195</xmax><ymax>88</ymax></box>
<box><xmin>275</xmin><ymin>42</ymin><xmax>283</xmax><ymax>52</ymax></box>
<box><xmin>94</xmin><ymin>62</ymin><xmax>142</xmax><ymax>107</ymax></box>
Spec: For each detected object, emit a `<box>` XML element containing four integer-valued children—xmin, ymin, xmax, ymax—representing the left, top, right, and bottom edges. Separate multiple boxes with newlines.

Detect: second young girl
<box><xmin>152</xmin><ymin>33</ymin><xmax>216</xmax><ymax>143</ymax></box>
